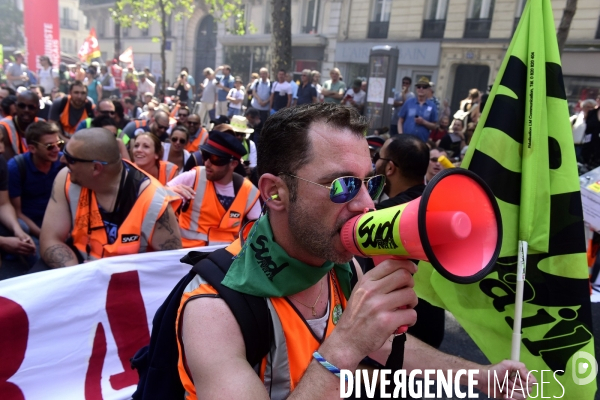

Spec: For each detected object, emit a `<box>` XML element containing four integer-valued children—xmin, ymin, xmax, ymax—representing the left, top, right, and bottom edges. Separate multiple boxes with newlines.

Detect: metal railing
<box><xmin>60</xmin><ymin>18</ymin><xmax>80</xmax><ymax>30</ymax></box>
<box><xmin>421</xmin><ymin>19</ymin><xmax>446</xmax><ymax>39</ymax></box>
<box><xmin>368</xmin><ymin>20</ymin><xmax>389</xmax><ymax>39</ymax></box>
<box><xmin>464</xmin><ymin>18</ymin><xmax>492</xmax><ymax>39</ymax></box>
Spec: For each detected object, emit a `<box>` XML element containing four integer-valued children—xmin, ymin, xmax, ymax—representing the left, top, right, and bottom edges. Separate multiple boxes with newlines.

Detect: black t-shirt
<box><xmin>438</xmin><ymin>133</ymin><xmax>462</xmax><ymax>158</ymax></box>
<box><xmin>175</xmin><ymin>83</ymin><xmax>189</xmax><ymax>102</ymax></box>
<box><xmin>376</xmin><ymin>184</ymin><xmax>426</xmax><ymax>210</ymax></box>
<box><xmin>0</xmin><ymin>155</ymin><xmax>7</xmax><ymax>191</ymax></box>
<box><xmin>582</xmin><ymin>109</ymin><xmax>600</xmax><ymax>167</ymax></box>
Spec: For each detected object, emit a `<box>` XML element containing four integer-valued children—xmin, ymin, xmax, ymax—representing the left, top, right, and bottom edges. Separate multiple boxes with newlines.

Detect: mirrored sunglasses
<box><xmin>284</xmin><ymin>174</ymin><xmax>385</xmax><ymax>204</ymax></box>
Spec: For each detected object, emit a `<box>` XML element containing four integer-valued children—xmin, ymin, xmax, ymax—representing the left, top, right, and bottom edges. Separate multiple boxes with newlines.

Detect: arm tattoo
<box><xmin>43</xmin><ymin>244</ymin><xmax>76</xmax><ymax>268</ymax></box>
<box><xmin>156</xmin><ymin>210</ymin><xmax>174</xmax><ymax>235</ymax></box>
<box><xmin>159</xmin><ymin>237</ymin><xmax>182</xmax><ymax>251</ymax></box>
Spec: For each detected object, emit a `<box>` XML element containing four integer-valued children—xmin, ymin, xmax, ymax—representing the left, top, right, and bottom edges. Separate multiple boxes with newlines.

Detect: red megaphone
<box><xmin>340</xmin><ymin>169</ymin><xmax>502</xmax><ymax>284</ymax></box>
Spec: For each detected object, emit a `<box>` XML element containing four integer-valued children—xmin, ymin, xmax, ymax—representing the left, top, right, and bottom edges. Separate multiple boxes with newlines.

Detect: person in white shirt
<box><xmin>341</xmin><ymin>79</ymin><xmax>366</xmax><ymax>113</ymax></box>
<box><xmin>226</xmin><ymin>77</ymin><xmax>245</xmax><ymax>117</ymax></box>
<box><xmin>38</xmin><ymin>56</ymin><xmax>58</xmax><ymax>95</ymax></box>
<box><xmin>571</xmin><ymin>99</ymin><xmax>597</xmax><ymax>161</ymax></box>
<box><xmin>198</xmin><ymin>68</ymin><xmax>218</xmax><ymax>127</ymax></box>
<box><xmin>270</xmin><ymin>69</ymin><xmax>292</xmax><ymax>113</ymax></box>
<box><xmin>312</xmin><ymin>70</ymin><xmax>323</xmax><ymax>102</ymax></box>
<box><xmin>137</xmin><ymin>73</ymin><xmax>156</xmax><ymax>101</ymax></box>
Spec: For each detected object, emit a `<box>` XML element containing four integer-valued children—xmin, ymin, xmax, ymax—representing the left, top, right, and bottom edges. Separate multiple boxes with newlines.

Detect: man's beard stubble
<box><xmin>287</xmin><ymin>198</ymin><xmax>352</xmax><ymax>264</ymax></box>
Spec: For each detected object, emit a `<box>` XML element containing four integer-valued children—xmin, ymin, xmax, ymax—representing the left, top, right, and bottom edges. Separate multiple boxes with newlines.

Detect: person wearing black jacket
<box><xmin>371</xmin><ymin>134</ymin><xmax>446</xmax><ymax>349</ymax></box>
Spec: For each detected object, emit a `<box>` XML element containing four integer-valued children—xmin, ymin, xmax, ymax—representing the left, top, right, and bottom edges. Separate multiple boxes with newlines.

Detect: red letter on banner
<box><xmin>85</xmin><ymin>323</ymin><xmax>107</xmax><ymax>400</ymax></box>
<box><xmin>106</xmin><ymin>271</ymin><xmax>150</xmax><ymax>390</ymax></box>
<box><xmin>0</xmin><ymin>297</ymin><xmax>28</xmax><ymax>400</ymax></box>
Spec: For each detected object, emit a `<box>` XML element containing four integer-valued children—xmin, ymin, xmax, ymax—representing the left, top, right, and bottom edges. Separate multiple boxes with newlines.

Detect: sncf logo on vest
<box><xmin>229</xmin><ymin>211</ymin><xmax>241</xmax><ymax>218</ymax></box>
<box><xmin>121</xmin><ymin>234</ymin><xmax>140</xmax><ymax>243</ymax></box>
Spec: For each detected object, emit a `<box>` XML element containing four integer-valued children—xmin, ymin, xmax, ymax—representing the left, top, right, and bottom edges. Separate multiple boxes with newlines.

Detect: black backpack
<box><xmin>130</xmin><ymin>249</ymin><xmax>402</xmax><ymax>399</ymax></box>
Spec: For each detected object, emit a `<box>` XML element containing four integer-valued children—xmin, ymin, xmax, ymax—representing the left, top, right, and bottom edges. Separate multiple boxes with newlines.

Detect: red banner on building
<box><xmin>23</xmin><ymin>0</ymin><xmax>61</xmax><ymax>71</ymax></box>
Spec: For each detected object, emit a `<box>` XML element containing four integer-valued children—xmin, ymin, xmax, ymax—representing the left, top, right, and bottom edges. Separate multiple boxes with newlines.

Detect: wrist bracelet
<box><xmin>313</xmin><ymin>351</ymin><xmax>348</xmax><ymax>381</ymax></box>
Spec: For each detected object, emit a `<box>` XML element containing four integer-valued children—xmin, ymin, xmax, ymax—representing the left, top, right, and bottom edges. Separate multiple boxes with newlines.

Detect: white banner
<box><xmin>0</xmin><ymin>245</ymin><xmax>225</xmax><ymax>399</ymax></box>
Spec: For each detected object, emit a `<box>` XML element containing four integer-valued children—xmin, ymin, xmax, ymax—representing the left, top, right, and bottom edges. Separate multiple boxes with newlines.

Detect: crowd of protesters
<box><xmin>0</xmin><ymin>50</ymin><xmax>542</xmax><ymax>399</ymax></box>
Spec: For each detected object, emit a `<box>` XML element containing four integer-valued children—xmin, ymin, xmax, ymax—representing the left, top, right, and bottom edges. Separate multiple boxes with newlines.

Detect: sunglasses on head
<box><xmin>17</xmin><ymin>102</ymin><xmax>37</xmax><ymax>111</ymax></box>
<box><xmin>171</xmin><ymin>137</ymin><xmax>187</xmax><ymax>144</ymax></box>
<box><xmin>283</xmin><ymin>173</ymin><xmax>385</xmax><ymax>204</ymax></box>
<box><xmin>201</xmin><ymin>150</ymin><xmax>233</xmax><ymax>166</ymax></box>
<box><xmin>63</xmin><ymin>148</ymin><xmax>108</xmax><ymax>165</ymax></box>
<box><xmin>32</xmin><ymin>140</ymin><xmax>65</xmax><ymax>151</ymax></box>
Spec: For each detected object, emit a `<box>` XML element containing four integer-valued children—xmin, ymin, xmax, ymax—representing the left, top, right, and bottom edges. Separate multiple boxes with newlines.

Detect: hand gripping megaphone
<box><xmin>340</xmin><ymin>168</ymin><xmax>502</xmax><ymax>284</ymax></box>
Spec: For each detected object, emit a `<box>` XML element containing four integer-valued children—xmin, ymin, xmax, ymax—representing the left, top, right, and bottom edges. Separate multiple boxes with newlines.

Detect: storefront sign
<box><xmin>335</xmin><ymin>41</ymin><xmax>440</xmax><ymax>66</ymax></box>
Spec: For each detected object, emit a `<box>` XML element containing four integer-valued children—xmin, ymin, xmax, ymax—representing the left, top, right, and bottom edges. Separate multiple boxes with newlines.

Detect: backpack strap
<box><xmin>14</xmin><ymin>154</ymin><xmax>27</xmax><ymax>188</ymax></box>
<box><xmin>189</xmin><ymin>248</ymin><xmax>272</xmax><ymax>367</ymax></box>
<box><xmin>231</xmin><ymin>172</ymin><xmax>244</xmax><ymax>196</ymax></box>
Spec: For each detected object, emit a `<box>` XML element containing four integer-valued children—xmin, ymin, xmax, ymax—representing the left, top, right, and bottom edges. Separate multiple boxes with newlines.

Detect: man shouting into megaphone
<box><xmin>171</xmin><ymin>103</ymin><xmax>535</xmax><ymax>400</ymax></box>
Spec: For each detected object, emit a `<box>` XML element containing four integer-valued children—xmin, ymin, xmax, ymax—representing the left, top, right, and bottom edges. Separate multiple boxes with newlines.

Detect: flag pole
<box><xmin>511</xmin><ymin>240</ymin><xmax>528</xmax><ymax>361</ymax></box>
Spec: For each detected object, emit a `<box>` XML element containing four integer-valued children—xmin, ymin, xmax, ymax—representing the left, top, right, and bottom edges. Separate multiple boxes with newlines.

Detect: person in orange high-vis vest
<box><xmin>185</xmin><ymin>114</ymin><xmax>208</xmax><ymax>152</ymax></box>
<box><xmin>167</xmin><ymin>131</ymin><xmax>260</xmax><ymax>248</ymax></box>
<box><xmin>158</xmin><ymin>160</ymin><xmax>179</xmax><ymax>186</ymax></box>
<box><xmin>49</xmin><ymin>81</ymin><xmax>95</xmax><ymax>139</ymax></box>
<box><xmin>173</xmin><ymin>103</ymin><xmax>532</xmax><ymax>400</ymax></box>
<box><xmin>0</xmin><ymin>91</ymin><xmax>41</xmax><ymax>160</ymax></box>
<box><xmin>37</xmin><ymin>128</ymin><xmax>182</xmax><ymax>270</ymax></box>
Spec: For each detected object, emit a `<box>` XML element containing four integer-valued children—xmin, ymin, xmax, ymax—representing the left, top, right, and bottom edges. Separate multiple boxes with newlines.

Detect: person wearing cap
<box><xmin>230</xmin><ymin>115</ymin><xmax>256</xmax><ymax>175</ymax></box>
<box><xmin>397</xmin><ymin>76</ymin><xmax>438</xmax><ymax>142</ymax></box>
<box><xmin>365</xmin><ymin>135</ymin><xmax>384</xmax><ymax>165</ymax></box>
<box><xmin>6</xmin><ymin>51</ymin><xmax>29</xmax><ymax>90</ymax></box>
<box><xmin>167</xmin><ymin>130</ymin><xmax>261</xmax><ymax>248</ymax></box>
<box><xmin>138</xmin><ymin>72</ymin><xmax>156</xmax><ymax>101</ymax></box>
<box><xmin>37</xmin><ymin>56</ymin><xmax>58</xmax><ymax>95</ymax></box>
<box><xmin>226</xmin><ymin>77</ymin><xmax>245</xmax><ymax>117</ymax></box>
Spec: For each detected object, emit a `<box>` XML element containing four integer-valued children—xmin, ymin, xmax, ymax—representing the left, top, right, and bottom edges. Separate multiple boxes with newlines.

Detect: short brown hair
<box><xmin>258</xmin><ymin>103</ymin><xmax>368</xmax><ymax>201</ymax></box>
<box><xmin>25</xmin><ymin>121</ymin><xmax>60</xmax><ymax>144</ymax></box>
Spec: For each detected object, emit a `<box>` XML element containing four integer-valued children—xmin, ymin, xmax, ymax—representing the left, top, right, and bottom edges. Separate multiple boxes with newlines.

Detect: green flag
<box><xmin>414</xmin><ymin>0</ymin><xmax>596</xmax><ymax>397</ymax></box>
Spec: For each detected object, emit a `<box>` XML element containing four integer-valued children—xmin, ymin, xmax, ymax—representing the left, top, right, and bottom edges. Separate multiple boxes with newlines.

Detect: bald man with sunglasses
<box><xmin>173</xmin><ymin>103</ymin><xmax>533</xmax><ymax>400</ymax></box>
<box><xmin>37</xmin><ymin>128</ymin><xmax>181</xmax><ymax>270</ymax></box>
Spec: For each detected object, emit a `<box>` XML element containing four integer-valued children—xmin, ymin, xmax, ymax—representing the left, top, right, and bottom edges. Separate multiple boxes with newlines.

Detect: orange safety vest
<box><xmin>176</xmin><ymin>239</ymin><xmax>348</xmax><ymax>400</ymax></box>
<box><xmin>135</xmin><ymin>120</ymin><xmax>149</xmax><ymax>129</ymax></box>
<box><xmin>185</xmin><ymin>127</ymin><xmax>208</xmax><ymax>153</ymax></box>
<box><xmin>178</xmin><ymin>166</ymin><xmax>259</xmax><ymax>248</ymax></box>
<box><xmin>0</xmin><ymin>116</ymin><xmax>39</xmax><ymax>155</ymax></box>
<box><xmin>64</xmin><ymin>162</ymin><xmax>181</xmax><ymax>261</ymax></box>
<box><xmin>60</xmin><ymin>96</ymin><xmax>91</xmax><ymax>136</ymax></box>
<box><xmin>158</xmin><ymin>160</ymin><xmax>179</xmax><ymax>186</ymax></box>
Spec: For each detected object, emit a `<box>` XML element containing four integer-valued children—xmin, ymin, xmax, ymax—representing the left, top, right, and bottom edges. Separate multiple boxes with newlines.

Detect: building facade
<box><xmin>59</xmin><ymin>0</ymin><xmax>89</xmax><ymax>57</ymax></box>
<box><xmin>77</xmin><ymin>0</ymin><xmax>600</xmax><ymax>111</ymax></box>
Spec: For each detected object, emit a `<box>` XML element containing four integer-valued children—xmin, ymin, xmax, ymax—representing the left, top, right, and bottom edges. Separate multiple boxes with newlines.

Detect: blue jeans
<box><xmin>227</xmin><ymin>106</ymin><xmax>242</xmax><ymax>118</ymax></box>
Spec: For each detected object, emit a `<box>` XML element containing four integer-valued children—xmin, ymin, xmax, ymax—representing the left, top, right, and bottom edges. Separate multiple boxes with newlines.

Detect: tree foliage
<box><xmin>0</xmin><ymin>0</ymin><xmax>24</xmax><ymax>48</ymax></box>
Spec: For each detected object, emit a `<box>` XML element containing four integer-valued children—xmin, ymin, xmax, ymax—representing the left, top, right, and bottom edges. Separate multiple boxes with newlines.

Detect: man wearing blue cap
<box><xmin>167</xmin><ymin>131</ymin><xmax>261</xmax><ymax>248</ymax></box>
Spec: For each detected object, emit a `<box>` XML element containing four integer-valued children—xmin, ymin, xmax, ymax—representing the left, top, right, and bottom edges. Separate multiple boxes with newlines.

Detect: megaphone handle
<box><xmin>371</xmin><ymin>256</ymin><xmax>411</xmax><ymax>335</ymax></box>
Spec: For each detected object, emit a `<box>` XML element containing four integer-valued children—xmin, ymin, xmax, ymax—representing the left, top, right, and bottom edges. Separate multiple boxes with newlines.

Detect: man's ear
<box><xmin>258</xmin><ymin>173</ymin><xmax>287</xmax><ymax>212</ymax></box>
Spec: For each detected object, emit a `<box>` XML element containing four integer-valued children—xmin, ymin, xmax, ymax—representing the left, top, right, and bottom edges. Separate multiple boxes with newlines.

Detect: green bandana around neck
<box><xmin>222</xmin><ymin>215</ymin><xmax>353</xmax><ymax>299</ymax></box>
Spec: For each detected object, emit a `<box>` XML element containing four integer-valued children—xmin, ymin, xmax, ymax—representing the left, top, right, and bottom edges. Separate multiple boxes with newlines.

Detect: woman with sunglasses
<box><xmin>162</xmin><ymin>125</ymin><xmax>191</xmax><ymax>173</ymax></box>
<box><xmin>131</xmin><ymin>132</ymin><xmax>178</xmax><ymax>186</ymax></box>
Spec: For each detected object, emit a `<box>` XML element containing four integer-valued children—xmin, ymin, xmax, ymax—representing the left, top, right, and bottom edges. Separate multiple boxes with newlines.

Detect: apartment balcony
<box><xmin>464</xmin><ymin>18</ymin><xmax>492</xmax><ymax>39</ymax></box>
<box><xmin>421</xmin><ymin>19</ymin><xmax>446</xmax><ymax>39</ymax></box>
<box><xmin>367</xmin><ymin>20</ymin><xmax>389</xmax><ymax>39</ymax></box>
<box><xmin>302</xmin><ymin>25</ymin><xmax>318</xmax><ymax>34</ymax></box>
<box><xmin>60</xmin><ymin>18</ymin><xmax>80</xmax><ymax>30</ymax></box>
